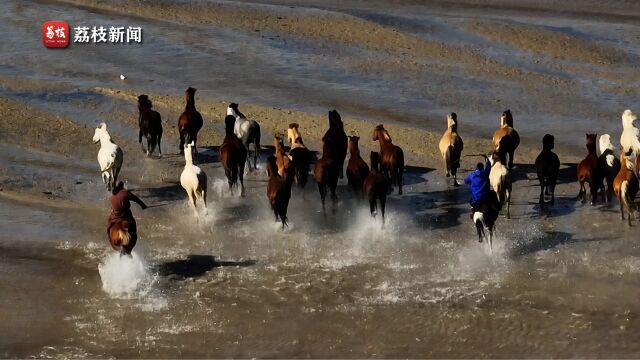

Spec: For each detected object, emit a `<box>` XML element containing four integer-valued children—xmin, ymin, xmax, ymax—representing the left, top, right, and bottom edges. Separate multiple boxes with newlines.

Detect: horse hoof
<box><xmin>453</xmin><ymin>181</ymin><xmax>459</xmax><ymax>187</ymax></box>
<box><xmin>446</xmin><ymin>173</ymin><xmax>450</xmax><ymax>178</ymax></box>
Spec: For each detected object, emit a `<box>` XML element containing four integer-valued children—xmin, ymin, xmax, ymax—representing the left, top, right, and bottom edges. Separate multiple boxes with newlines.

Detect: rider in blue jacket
<box><xmin>464</xmin><ymin>157</ymin><xmax>492</xmax><ymax>207</ymax></box>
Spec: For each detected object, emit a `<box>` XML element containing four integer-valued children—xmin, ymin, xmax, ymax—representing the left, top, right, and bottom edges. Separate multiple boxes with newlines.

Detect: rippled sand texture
<box><xmin>1</xmin><ymin>0</ymin><xmax>640</xmax><ymax>358</ymax></box>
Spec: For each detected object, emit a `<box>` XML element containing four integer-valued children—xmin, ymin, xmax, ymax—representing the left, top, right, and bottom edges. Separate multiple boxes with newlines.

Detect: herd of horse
<box><xmin>92</xmin><ymin>87</ymin><xmax>640</xmax><ymax>255</ymax></box>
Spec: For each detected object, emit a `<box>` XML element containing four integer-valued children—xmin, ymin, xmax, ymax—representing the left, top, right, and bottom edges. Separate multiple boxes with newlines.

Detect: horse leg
<box><xmin>253</xmin><ymin>142</ymin><xmax>259</xmax><ymax>171</ymax></box>
<box><xmin>508</xmin><ymin>150</ymin><xmax>515</xmax><ymax>169</ymax></box>
<box><xmin>452</xmin><ymin>169</ymin><xmax>459</xmax><ymax>187</ymax></box>
<box><xmin>158</xmin><ymin>133</ymin><xmax>162</xmax><ymax>156</ymax></box>
<box><xmin>589</xmin><ymin>180</ymin><xmax>597</xmax><ymax>205</ymax></box>
<box><xmin>179</xmin><ymin>132</ymin><xmax>185</xmax><ymax>154</ymax></box>
<box><xmin>549</xmin><ymin>180</ymin><xmax>557</xmax><ymax>205</ymax></box>
<box><xmin>506</xmin><ymin>189</ymin><xmax>511</xmax><ymax>219</ymax></box>
<box><xmin>396</xmin><ymin>167</ymin><xmax>403</xmax><ymax>195</ymax></box>
<box><xmin>139</xmin><ymin>129</ymin><xmax>146</xmax><ymax>153</ymax></box>
<box><xmin>380</xmin><ymin>195</ymin><xmax>386</xmax><ymax>226</ymax></box>
<box><xmin>239</xmin><ymin>165</ymin><xmax>246</xmax><ymax>197</ymax></box>
<box><xmin>369</xmin><ymin>196</ymin><xmax>377</xmax><ymax>218</ymax></box>
<box><xmin>620</xmin><ymin>201</ymin><xmax>625</xmax><ymax>221</ymax></box>
<box><xmin>188</xmin><ymin>190</ymin><xmax>198</xmax><ymax>216</ymax></box>
<box><xmin>318</xmin><ymin>183</ymin><xmax>326</xmax><ymax>212</ymax></box>
<box><xmin>577</xmin><ymin>180</ymin><xmax>586</xmax><ymax>203</ymax></box>
<box><xmin>488</xmin><ymin>227</ymin><xmax>493</xmax><ymax>254</ymax></box>
<box><xmin>539</xmin><ymin>182</ymin><xmax>545</xmax><ymax>209</ymax></box>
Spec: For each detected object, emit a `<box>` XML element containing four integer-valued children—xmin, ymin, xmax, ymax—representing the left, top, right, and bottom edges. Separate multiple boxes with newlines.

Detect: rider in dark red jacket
<box><xmin>106</xmin><ymin>181</ymin><xmax>147</xmax><ymax>244</ymax></box>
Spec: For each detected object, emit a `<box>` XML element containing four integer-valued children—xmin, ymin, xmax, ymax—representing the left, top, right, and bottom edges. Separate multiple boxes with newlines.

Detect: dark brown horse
<box><xmin>576</xmin><ymin>133</ymin><xmax>600</xmax><ymax>205</ymax></box>
<box><xmin>535</xmin><ymin>134</ymin><xmax>560</xmax><ymax>210</ymax></box>
<box><xmin>323</xmin><ymin>110</ymin><xmax>348</xmax><ymax>179</ymax></box>
<box><xmin>346</xmin><ymin>136</ymin><xmax>369</xmax><ymax>193</ymax></box>
<box><xmin>492</xmin><ymin>110</ymin><xmax>520</xmax><ymax>169</ymax></box>
<box><xmin>178</xmin><ymin>87</ymin><xmax>203</xmax><ymax>154</ymax></box>
<box><xmin>266</xmin><ymin>154</ymin><xmax>295</xmax><ymax>229</ymax></box>
<box><xmin>220</xmin><ymin>115</ymin><xmax>247</xmax><ymax>196</ymax></box>
<box><xmin>363</xmin><ymin>151</ymin><xmax>388</xmax><ymax>223</ymax></box>
<box><xmin>372</xmin><ymin>124</ymin><xmax>405</xmax><ymax>195</ymax></box>
<box><xmin>596</xmin><ymin>134</ymin><xmax>621</xmax><ymax>203</ymax></box>
<box><xmin>106</xmin><ymin>182</ymin><xmax>147</xmax><ymax>256</ymax></box>
<box><xmin>137</xmin><ymin>94</ymin><xmax>163</xmax><ymax>156</ymax></box>
<box><xmin>287</xmin><ymin>123</ymin><xmax>311</xmax><ymax>190</ymax></box>
<box><xmin>314</xmin><ymin>139</ymin><xmax>339</xmax><ymax>211</ymax></box>
<box><xmin>614</xmin><ymin>151</ymin><xmax>639</xmax><ymax>226</ymax></box>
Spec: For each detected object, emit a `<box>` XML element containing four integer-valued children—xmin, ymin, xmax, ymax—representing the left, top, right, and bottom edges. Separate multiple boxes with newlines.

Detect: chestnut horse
<box><xmin>220</xmin><ymin>115</ymin><xmax>247</xmax><ymax>196</ymax></box>
<box><xmin>287</xmin><ymin>123</ymin><xmax>311</xmax><ymax>190</ymax></box>
<box><xmin>137</xmin><ymin>94</ymin><xmax>163</xmax><ymax>156</ymax></box>
<box><xmin>534</xmin><ymin>134</ymin><xmax>560</xmax><ymax>210</ymax></box>
<box><xmin>346</xmin><ymin>136</ymin><xmax>370</xmax><ymax>193</ymax></box>
<box><xmin>614</xmin><ymin>151</ymin><xmax>639</xmax><ymax>226</ymax></box>
<box><xmin>266</xmin><ymin>155</ymin><xmax>295</xmax><ymax>229</ymax></box>
<box><xmin>178</xmin><ymin>87</ymin><xmax>203</xmax><ymax>154</ymax></box>
<box><xmin>372</xmin><ymin>125</ymin><xmax>405</xmax><ymax>195</ymax></box>
<box><xmin>363</xmin><ymin>151</ymin><xmax>388</xmax><ymax>223</ymax></box>
<box><xmin>274</xmin><ymin>134</ymin><xmax>291</xmax><ymax>177</ymax></box>
<box><xmin>576</xmin><ymin>133</ymin><xmax>600</xmax><ymax>205</ymax></box>
<box><xmin>597</xmin><ymin>134</ymin><xmax>621</xmax><ymax>203</ymax></box>
<box><xmin>492</xmin><ymin>110</ymin><xmax>520</xmax><ymax>169</ymax></box>
<box><xmin>438</xmin><ymin>112</ymin><xmax>464</xmax><ymax>186</ymax></box>
<box><xmin>323</xmin><ymin>110</ymin><xmax>348</xmax><ymax>179</ymax></box>
<box><xmin>314</xmin><ymin>139</ymin><xmax>339</xmax><ymax>211</ymax></box>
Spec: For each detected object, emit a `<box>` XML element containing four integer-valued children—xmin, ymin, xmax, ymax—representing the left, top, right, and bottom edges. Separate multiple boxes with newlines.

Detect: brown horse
<box><xmin>220</xmin><ymin>115</ymin><xmax>247</xmax><ymax>196</ymax></box>
<box><xmin>137</xmin><ymin>94</ymin><xmax>163</xmax><ymax>156</ymax></box>
<box><xmin>266</xmin><ymin>155</ymin><xmax>295</xmax><ymax>229</ymax></box>
<box><xmin>323</xmin><ymin>110</ymin><xmax>348</xmax><ymax>179</ymax></box>
<box><xmin>287</xmin><ymin>123</ymin><xmax>311</xmax><ymax>190</ymax></box>
<box><xmin>576</xmin><ymin>133</ymin><xmax>600</xmax><ymax>205</ymax></box>
<box><xmin>363</xmin><ymin>151</ymin><xmax>389</xmax><ymax>223</ymax></box>
<box><xmin>534</xmin><ymin>134</ymin><xmax>560</xmax><ymax>210</ymax></box>
<box><xmin>614</xmin><ymin>151</ymin><xmax>639</xmax><ymax>226</ymax></box>
<box><xmin>178</xmin><ymin>87</ymin><xmax>203</xmax><ymax>154</ymax></box>
<box><xmin>372</xmin><ymin>124</ymin><xmax>405</xmax><ymax>195</ymax></box>
<box><xmin>346</xmin><ymin>136</ymin><xmax>370</xmax><ymax>193</ymax></box>
<box><xmin>438</xmin><ymin>112</ymin><xmax>464</xmax><ymax>186</ymax></box>
<box><xmin>314</xmin><ymin>139</ymin><xmax>339</xmax><ymax>211</ymax></box>
<box><xmin>274</xmin><ymin>134</ymin><xmax>291</xmax><ymax>177</ymax></box>
<box><xmin>492</xmin><ymin>110</ymin><xmax>520</xmax><ymax>169</ymax></box>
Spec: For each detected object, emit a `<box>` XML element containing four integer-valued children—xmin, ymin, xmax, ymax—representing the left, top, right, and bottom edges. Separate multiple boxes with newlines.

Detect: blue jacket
<box><xmin>464</xmin><ymin>159</ymin><xmax>491</xmax><ymax>205</ymax></box>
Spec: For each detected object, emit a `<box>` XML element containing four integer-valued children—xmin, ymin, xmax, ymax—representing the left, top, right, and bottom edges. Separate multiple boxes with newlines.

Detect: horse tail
<box><xmin>118</xmin><ymin>228</ymin><xmax>131</xmax><ymax>246</ymax></box>
<box><xmin>622</xmin><ymin>180</ymin><xmax>637</xmax><ymax>212</ymax></box>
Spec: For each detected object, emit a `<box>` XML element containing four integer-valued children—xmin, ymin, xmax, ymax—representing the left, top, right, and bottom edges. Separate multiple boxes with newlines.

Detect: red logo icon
<box><xmin>42</xmin><ymin>21</ymin><xmax>69</xmax><ymax>48</ymax></box>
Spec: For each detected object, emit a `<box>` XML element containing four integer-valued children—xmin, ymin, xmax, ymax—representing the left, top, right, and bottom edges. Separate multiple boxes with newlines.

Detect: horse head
<box><xmin>373</xmin><ymin>125</ymin><xmax>392</xmax><ymax>143</ymax></box>
<box><xmin>348</xmin><ymin>135</ymin><xmax>360</xmax><ymax>154</ymax></box>
<box><xmin>183</xmin><ymin>141</ymin><xmax>195</xmax><ymax>163</ymax></box>
<box><xmin>137</xmin><ymin>94</ymin><xmax>152</xmax><ymax>111</ymax></box>
<box><xmin>93</xmin><ymin>123</ymin><xmax>109</xmax><ymax>143</ymax></box>
<box><xmin>447</xmin><ymin>112</ymin><xmax>458</xmax><ymax>131</ymax></box>
<box><xmin>622</xmin><ymin>109</ymin><xmax>637</xmax><ymax>129</ymax></box>
<box><xmin>287</xmin><ymin>123</ymin><xmax>303</xmax><ymax>146</ymax></box>
<box><xmin>224</xmin><ymin>115</ymin><xmax>236</xmax><ymax>135</ymax></box>
<box><xmin>328</xmin><ymin>109</ymin><xmax>343</xmax><ymax>130</ymax></box>
<box><xmin>228</xmin><ymin>103</ymin><xmax>245</xmax><ymax>119</ymax></box>
<box><xmin>501</xmin><ymin>109</ymin><xmax>513</xmax><ymax>128</ymax></box>
<box><xmin>586</xmin><ymin>133</ymin><xmax>597</xmax><ymax>153</ymax></box>
<box><xmin>274</xmin><ymin>133</ymin><xmax>285</xmax><ymax>152</ymax></box>
<box><xmin>185</xmin><ymin>87</ymin><xmax>196</xmax><ymax>106</ymax></box>
<box><xmin>598</xmin><ymin>134</ymin><xmax>613</xmax><ymax>154</ymax></box>
<box><xmin>542</xmin><ymin>134</ymin><xmax>555</xmax><ymax>151</ymax></box>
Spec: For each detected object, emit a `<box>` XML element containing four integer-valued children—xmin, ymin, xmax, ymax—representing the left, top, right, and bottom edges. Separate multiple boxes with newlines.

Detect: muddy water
<box><xmin>2</xmin><ymin>0</ymin><xmax>640</xmax><ymax>358</ymax></box>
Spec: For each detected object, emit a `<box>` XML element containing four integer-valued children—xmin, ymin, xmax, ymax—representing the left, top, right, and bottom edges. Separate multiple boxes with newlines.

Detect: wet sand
<box><xmin>1</xmin><ymin>0</ymin><xmax>640</xmax><ymax>358</ymax></box>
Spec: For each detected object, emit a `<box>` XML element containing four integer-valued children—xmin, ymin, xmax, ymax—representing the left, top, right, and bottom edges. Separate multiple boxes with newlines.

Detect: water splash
<box><xmin>98</xmin><ymin>251</ymin><xmax>152</xmax><ymax>298</ymax></box>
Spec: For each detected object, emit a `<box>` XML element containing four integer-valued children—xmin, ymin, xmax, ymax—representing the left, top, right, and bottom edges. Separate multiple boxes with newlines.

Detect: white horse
<box><xmin>93</xmin><ymin>123</ymin><xmax>123</xmax><ymax>191</ymax></box>
<box><xmin>489</xmin><ymin>151</ymin><xmax>512</xmax><ymax>219</ymax></box>
<box><xmin>227</xmin><ymin>103</ymin><xmax>261</xmax><ymax>170</ymax></box>
<box><xmin>621</xmin><ymin>109</ymin><xmax>640</xmax><ymax>158</ymax></box>
<box><xmin>180</xmin><ymin>142</ymin><xmax>207</xmax><ymax>216</ymax></box>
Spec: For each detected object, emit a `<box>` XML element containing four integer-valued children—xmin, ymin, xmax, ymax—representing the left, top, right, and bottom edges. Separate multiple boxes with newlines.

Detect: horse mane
<box><xmin>289</xmin><ymin>123</ymin><xmax>299</xmax><ymax>130</ymax></box>
<box><xmin>185</xmin><ymin>87</ymin><xmax>196</xmax><ymax>108</ymax></box>
<box><xmin>229</xmin><ymin>103</ymin><xmax>246</xmax><ymax>119</ymax></box>
<box><xmin>599</xmin><ymin>134</ymin><xmax>614</xmax><ymax>154</ymax></box>
<box><xmin>328</xmin><ymin>110</ymin><xmax>344</xmax><ymax>130</ymax></box>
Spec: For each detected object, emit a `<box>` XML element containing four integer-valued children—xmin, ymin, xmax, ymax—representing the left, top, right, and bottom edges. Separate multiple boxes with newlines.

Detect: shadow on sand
<box><xmin>157</xmin><ymin>255</ymin><xmax>257</xmax><ymax>279</ymax></box>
